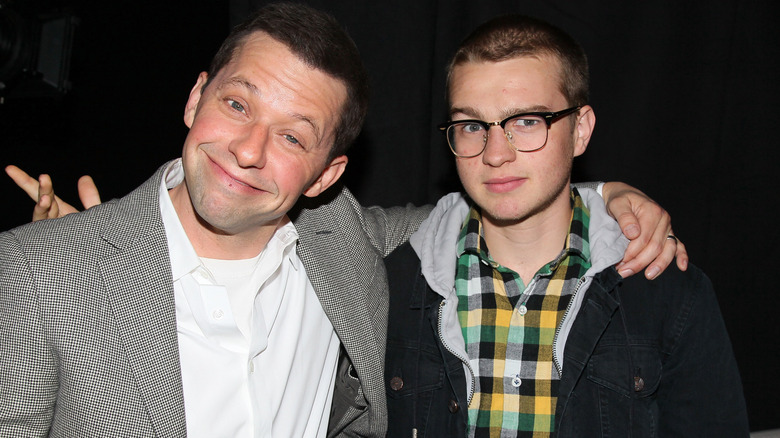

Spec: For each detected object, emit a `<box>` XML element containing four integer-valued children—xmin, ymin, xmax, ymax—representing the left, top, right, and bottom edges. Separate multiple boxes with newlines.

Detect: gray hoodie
<box><xmin>407</xmin><ymin>188</ymin><xmax>629</xmax><ymax>403</ymax></box>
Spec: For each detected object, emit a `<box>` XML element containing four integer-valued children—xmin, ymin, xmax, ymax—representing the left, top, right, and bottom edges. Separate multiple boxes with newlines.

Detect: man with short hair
<box><xmin>0</xmin><ymin>4</ymin><xmax>423</xmax><ymax>437</ymax></box>
<box><xmin>1</xmin><ymin>4</ymin><xmax>685</xmax><ymax>438</ymax></box>
<box><xmin>383</xmin><ymin>14</ymin><xmax>748</xmax><ymax>437</ymax></box>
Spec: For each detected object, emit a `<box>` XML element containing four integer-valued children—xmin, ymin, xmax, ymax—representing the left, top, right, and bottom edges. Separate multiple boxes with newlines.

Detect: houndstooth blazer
<box><xmin>0</xmin><ymin>162</ymin><xmax>430</xmax><ymax>437</ymax></box>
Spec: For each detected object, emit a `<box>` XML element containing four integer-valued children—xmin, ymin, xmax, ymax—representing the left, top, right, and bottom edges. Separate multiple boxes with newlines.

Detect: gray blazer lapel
<box><xmin>99</xmin><ymin>165</ymin><xmax>187</xmax><ymax>436</ymax></box>
<box><xmin>293</xmin><ymin>191</ymin><xmax>389</xmax><ymax>431</ymax></box>
<box><xmin>295</xmin><ymin>220</ymin><xmax>386</xmax><ymax>383</ymax></box>
<box><xmin>291</xmin><ymin>186</ymin><xmax>429</xmax><ymax>436</ymax></box>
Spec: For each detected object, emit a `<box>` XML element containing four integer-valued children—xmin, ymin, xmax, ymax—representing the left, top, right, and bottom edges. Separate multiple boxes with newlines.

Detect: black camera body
<box><xmin>0</xmin><ymin>1</ymin><xmax>78</xmax><ymax>102</ymax></box>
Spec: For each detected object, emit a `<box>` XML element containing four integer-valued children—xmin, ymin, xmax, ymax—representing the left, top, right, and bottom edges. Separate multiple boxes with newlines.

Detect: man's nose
<box><xmin>481</xmin><ymin>126</ymin><xmax>516</xmax><ymax>167</ymax></box>
<box><xmin>229</xmin><ymin>123</ymin><xmax>269</xmax><ymax>168</ymax></box>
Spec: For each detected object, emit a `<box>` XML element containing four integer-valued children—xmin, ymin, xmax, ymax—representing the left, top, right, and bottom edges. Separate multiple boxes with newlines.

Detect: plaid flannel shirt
<box><xmin>456</xmin><ymin>189</ymin><xmax>591</xmax><ymax>437</ymax></box>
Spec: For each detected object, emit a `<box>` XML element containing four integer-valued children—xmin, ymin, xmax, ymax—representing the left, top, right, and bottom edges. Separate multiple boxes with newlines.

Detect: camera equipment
<box><xmin>0</xmin><ymin>1</ymin><xmax>77</xmax><ymax>103</ymax></box>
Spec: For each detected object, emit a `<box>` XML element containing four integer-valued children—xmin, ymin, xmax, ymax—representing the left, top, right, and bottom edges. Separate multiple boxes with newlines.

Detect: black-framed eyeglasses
<box><xmin>438</xmin><ymin>106</ymin><xmax>582</xmax><ymax>158</ymax></box>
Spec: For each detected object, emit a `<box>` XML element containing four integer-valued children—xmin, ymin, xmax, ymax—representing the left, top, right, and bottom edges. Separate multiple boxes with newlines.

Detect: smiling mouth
<box><xmin>207</xmin><ymin>156</ymin><xmax>266</xmax><ymax>193</ymax></box>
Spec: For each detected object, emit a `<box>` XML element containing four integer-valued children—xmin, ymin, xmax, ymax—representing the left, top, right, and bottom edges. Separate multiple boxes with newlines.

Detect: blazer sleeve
<box><xmin>0</xmin><ymin>231</ymin><xmax>57</xmax><ymax>436</ymax></box>
<box><xmin>323</xmin><ymin>186</ymin><xmax>432</xmax><ymax>257</ymax></box>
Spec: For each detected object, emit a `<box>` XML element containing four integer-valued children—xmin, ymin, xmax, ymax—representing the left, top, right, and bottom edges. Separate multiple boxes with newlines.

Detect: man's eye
<box><xmin>460</xmin><ymin>123</ymin><xmax>484</xmax><ymax>134</ymax></box>
<box><xmin>511</xmin><ymin>116</ymin><xmax>542</xmax><ymax>129</ymax></box>
<box><xmin>284</xmin><ymin>134</ymin><xmax>300</xmax><ymax>145</ymax></box>
<box><xmin>228</xmin><ymin>99</ymin><xmax>246</xmax><ymax>113</ymax></box>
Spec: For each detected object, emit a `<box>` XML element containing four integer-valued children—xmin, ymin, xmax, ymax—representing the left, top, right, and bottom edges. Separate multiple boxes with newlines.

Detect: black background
<box><xmin>1</xmin><ymin>0</ymin><xmax>778</xmax><ymax>431</ymax></box>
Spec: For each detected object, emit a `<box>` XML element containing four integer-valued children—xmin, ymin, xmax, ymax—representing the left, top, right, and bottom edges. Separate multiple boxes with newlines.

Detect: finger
<box><xmin>618</xmin><ymin>211</ymin><xmax>670</xmax><ymax>272</ymax></box>
<box><xmin>31</xmin><ymin>174</ymin><xmax>59</xmax><ymax>221</ymax></box>
<box><xmin>5</xmin><ymin>165</ymin><xmax>40</xmax><ymax>200</ymax></box>
<box><xmin>77</xmin><ymin>175</ymin><xmax>102</xmax><ymax>208</ymax></box>
<box><xmin>641</xmin><ymin>236</ymin><xmax>679</xmax><ymax>280</ymax></box>
<box><xmin>675</xmin><ymin>239</ymin><xmax>689</xmax><ymax>271</ymax></box>
<box><xmin>617</xmin><ymin>217</ymin><xmax>670</xmax><ymax>279</ymax></box>
<box><xmin>37</xmin><ymin>174</ymin><xmax>54</xmax><ymax>203</ymax></box>
<box><xmin>38</xmin><ymin>174</ymin><xmax>59</xmax><ymax>218</ymax></box>
<box><xmin>39</xmin><ymin>172</ymin><xmax>84</xmax><ymax>217</ymax></box>
<box><xmin>615</xmin><ymin>209</ymin><xmax>641</xmax><ymax>241</ymax></box>
<box><xmin>32</xmin><ymin>193</ymin><xmax>58</xmax><ymax>221</ymax></box>
<box><xmin>618</xmin><ymin>238</ymin><xmax>665</xmax><ymax>278</ymax></box>
<box><xmin>48</xmin><ymin>193</ymin><xmax>60</xmax><ymax>219</ymax></box>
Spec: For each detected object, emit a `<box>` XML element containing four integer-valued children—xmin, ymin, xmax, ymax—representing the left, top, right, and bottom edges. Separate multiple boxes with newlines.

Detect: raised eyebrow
<box><xmin>217</xmin><ymin>77</ymin><xmax>260</xmax><ymax>96</ymax></box>
<box><xmin>289</xmin><ymin>112</ymin><xmax>322</xmax><ymax>144</ymax></box>
<box><xmin>218</xmin><ymin>77</ymin><xmax>322</xmax><ymax>142</ymax></box>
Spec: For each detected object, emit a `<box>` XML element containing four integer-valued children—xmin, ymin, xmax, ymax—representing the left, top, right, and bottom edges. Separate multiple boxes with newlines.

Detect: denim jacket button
<box><xmin>448</xmin><ymin>399</ymin><xmax>460</xmax><ymax>413</ymax></box>
<box><xmin>390</xmin><ymin>376</ymin><xmax>404</xmax><ymax>391</ymax></box>
<box><xmin>634</xmin><ymin>376</ymin><xmax>645</xmax><ymax>391</ymax></box>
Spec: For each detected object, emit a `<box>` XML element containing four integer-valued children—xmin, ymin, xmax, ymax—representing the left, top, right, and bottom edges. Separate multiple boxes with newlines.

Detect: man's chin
<box><xmin>481</xmin><ymin>208</ymin><xmax>532</xmax><ymax>226</ymax></box>
<box><xmin>196</xmin><ymin>204</ymin><xmax>285</xmax><ymax>236</ymax></box>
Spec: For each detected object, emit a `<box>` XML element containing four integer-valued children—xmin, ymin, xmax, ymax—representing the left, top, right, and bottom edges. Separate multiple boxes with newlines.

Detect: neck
<box><xmin>168</xmin><ymin>183</ymin><xmax>279</xmax><ymax>260</ymax></box>
<box><xmin>481</xmin><ymin>190</ymin><xmax>572</xmax><ymax>284</ymax></box>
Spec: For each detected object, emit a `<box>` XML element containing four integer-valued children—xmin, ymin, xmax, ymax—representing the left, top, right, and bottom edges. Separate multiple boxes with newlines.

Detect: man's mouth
<box><xmin>484</xmin><ymin>176</ymin><xmax>526</xmax><ymax>193</ymax></box>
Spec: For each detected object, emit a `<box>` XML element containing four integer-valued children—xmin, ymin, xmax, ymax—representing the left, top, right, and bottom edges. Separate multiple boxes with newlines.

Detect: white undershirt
<box><xmin>159</xmin><ymin>159</ymin><xmax>340</xmax><ymax>437</ymax></box>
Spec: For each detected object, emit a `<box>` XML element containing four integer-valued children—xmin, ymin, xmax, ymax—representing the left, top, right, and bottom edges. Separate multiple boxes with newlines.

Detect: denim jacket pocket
<box><xmin>385</xmin><ymin>339</ymin><xmax>445</xmax><ymax>398</ymax></box>
<box><xmin>586</xmin><ymin>341</ymin><xmax>662</xmax><ymax>398</ymax></box>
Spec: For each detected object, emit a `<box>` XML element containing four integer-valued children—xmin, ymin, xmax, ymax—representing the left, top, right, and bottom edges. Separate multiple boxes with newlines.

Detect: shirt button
<box><xmin>212</xmin><ymin>309</ymin><xmax>224</xmax><ymax>320</ymax></box>
<box><xmin>448</xmin><ymin>399</ymin><xmax>459</xmax><ymax>413</ymax></box>
<box><xmin>512</xmin><ymin>375</ymin><xmax>522</xmax><ymax>387</ymax></box>
<box><xmin>389</xmin><ymin>377</ymin><xmax>404</xmax><ymax>391</ymax></box>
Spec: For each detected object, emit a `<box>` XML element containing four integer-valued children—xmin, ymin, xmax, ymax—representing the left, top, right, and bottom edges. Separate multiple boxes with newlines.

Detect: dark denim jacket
<box><xmin>384</xmin><ymin>242</ymin><xmax>749</xmax><ymax>437</ymax></box>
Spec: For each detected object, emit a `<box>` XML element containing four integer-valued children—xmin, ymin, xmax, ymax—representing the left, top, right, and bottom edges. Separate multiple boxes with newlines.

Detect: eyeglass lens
<box><xmin>447</xmin><ymin>114</ymin><xmax>548</xmax><ymax>157</ymax></box>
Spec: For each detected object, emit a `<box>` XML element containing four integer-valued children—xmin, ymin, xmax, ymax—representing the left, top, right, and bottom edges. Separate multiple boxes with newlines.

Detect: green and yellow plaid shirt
<box><xmin>455</xmin><ymin>190</ymin><xmax>591</xmax><ymax>438</ymax></box>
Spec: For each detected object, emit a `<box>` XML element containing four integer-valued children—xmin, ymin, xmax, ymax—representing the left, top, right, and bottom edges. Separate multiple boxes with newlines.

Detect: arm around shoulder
<box><xmin>333</xmin><ymin>186</ymin><xmax>432</xmax><ymax>257</ymax></box>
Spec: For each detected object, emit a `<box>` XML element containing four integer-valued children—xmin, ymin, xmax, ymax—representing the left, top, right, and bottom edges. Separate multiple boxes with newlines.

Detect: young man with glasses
<box><xmin>383</xmin><ymin>14</ymin><xmax>748</xmax><ymax>437</ymax></box>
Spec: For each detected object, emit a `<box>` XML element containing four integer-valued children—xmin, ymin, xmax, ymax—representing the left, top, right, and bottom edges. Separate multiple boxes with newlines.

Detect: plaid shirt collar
<box><xmin>456</xmin><ymin>189</ymin><xmax>591</xmax><ymax>273</ymax></box>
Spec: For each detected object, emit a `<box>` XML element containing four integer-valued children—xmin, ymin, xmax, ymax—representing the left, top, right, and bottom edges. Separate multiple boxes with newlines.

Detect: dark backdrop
<box><xmin>1</xmin><ymin>0</ymin><xmax>778</xmax><ymax>431</ymax></box>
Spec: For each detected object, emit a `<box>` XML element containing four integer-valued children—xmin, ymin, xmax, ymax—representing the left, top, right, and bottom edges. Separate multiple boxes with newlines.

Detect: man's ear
<box><xmin>184</xmin><ymin>72</ymin><xmax>209</xmax><ymax>128</ymax></box>
<box><xmin>303</xmin><ymin>155</ymin><xmax>349</xmax><ymax>198</ymax></box>
<box><xmin>573</xmin><ymin>105</ymin><xmax>596</xmax><ymax>157</ymax></box>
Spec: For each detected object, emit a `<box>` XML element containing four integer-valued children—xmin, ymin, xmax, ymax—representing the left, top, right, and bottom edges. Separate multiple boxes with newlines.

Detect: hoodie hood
<box><xmin>408</xmin><ymin>192</ymin><xmax>470</xmax><ymax>298</ymax></box>
<box><xmin>410</xmin><ymin>188</ymin><xmax>628</xmax><ymax>297</ymax></box>
<box><xmin>408</xmin><ymin>188</ymin><xmax>630</xmax><ymax>391</ymax></box>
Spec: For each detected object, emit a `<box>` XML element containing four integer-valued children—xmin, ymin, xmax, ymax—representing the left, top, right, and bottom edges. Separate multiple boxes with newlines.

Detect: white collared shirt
<box><xmin>159</xmin><ymin>159</ymin><xmax>340</xmax><ymax>437</ymax></box>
